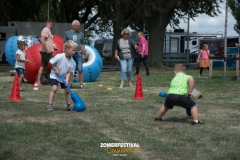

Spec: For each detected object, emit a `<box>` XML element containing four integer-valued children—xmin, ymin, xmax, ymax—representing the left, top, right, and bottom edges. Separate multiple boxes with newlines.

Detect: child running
<box><xmin>46</xmin><ymin>40</ymin><xmax>77</xmax><ymax>111</ymax></box>
<box><xmin>15</xmin><ymin>40</ymin><xmax>30</xmax><ymax>91</ymax></box>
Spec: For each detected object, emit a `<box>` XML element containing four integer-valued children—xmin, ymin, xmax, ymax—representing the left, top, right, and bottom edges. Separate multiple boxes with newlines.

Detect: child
<box><xmin>15</xmin><ymin>40</ymin><xmax>30</xmax><ymax>91</ymax></box>
<box><xmin>46</xmin><ymin>40</ymin><xmax>77</xmax><ymax>111</ymax></box>
<box><xmin>196</xmin><ymin>44</ymin><xmax>210</xmax><ymax>76</ymax></box>
<box><xmin>155</xmin><ymin>63</ymin><xmax>202</xmax><ymax>125</ymax></box>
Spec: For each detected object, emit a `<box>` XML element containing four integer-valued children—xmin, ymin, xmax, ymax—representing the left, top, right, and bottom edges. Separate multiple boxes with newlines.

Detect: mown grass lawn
<box><xmin>0</xmin><ymin>65</ymin><xmax>240</xmax><ymax>160</ymax></box>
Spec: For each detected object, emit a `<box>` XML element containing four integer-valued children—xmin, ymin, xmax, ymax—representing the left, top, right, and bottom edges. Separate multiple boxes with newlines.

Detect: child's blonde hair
<box><xmin>174</xmin><ymin>63</ymin><xmax>186</xmax><ymax>73</ymax></box>
<box><xmin>63</xmin><ymin>40</ymin><xmax>78</xmax><ymax>52</ymax></box>
<box><xmin>17</xmin><ymin>40</ymin><xmax>27</xmax><ymax>49</ymax></box>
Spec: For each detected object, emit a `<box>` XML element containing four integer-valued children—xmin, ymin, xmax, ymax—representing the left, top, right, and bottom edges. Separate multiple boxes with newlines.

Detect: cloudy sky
<box><xmin>169</xmin><ymin>2</ymin><xmax>238</xmax><ymax>37</ymax></box>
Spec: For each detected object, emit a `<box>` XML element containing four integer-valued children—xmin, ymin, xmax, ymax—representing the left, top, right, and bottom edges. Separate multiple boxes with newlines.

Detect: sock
<box><xmin>48</xmin><ymin>104</ymin><xmax>52</xmax><ymax>106</ymax></box>
<box><xmin>67</xmin><ymin>104</ymin><xmax>71</xmax><ymax>107</ymax></box>
<box><xmin>193</xmin><ymin>120</ymin><xmax>199</xmax><ymax>123</ymax></box>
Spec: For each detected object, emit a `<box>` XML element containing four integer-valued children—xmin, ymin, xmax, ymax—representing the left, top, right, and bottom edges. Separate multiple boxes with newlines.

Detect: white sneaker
<box><xmin>80</xmin><ymin>84</ymin><xmax>84</xmax><ymax>89</ymax></box>
<box><xmin>129</xmin><ymin>83</ymin><xmax>133</xmax><ymax>87</ymax></box>
<box><xmin>119</xmin><ymin>84</ymin><xmax>124</xmax><ymax>88</ymax></box>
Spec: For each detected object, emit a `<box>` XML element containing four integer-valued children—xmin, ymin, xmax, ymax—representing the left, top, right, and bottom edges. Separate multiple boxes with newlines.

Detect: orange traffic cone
<box><xmin>133</xmin><ymin>74</ymin><xmax>144</xmax><ymax>100</ymax></box>
<box><xmin>9</xmin><ymin>74</ymin><xmax>22</xmax><ymax>102</ymax></box>
<box><xmin>33</xmin><ymin>81</ymin><xmax>38</xmax><ymax>90</ymax></box>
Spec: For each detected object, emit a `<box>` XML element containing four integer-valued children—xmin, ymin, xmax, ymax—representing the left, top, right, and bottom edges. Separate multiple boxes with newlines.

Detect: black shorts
<box><xmin>164</xmin><ymin>94</ymin><xmax>196</xmax><ymax>109</ymax></box>
<box><xmin>39</xmin><ymin>51</ymin><xmax>53</xmax><ymax>67</ymax></box>
<box><xmin>50</xmin><ymin>79</ymin><xmax>66</xmax><ymax>89</ymax></box>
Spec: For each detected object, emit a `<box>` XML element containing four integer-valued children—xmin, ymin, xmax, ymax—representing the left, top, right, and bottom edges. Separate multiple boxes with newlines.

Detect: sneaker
<box><xmin>129</xmin><ymin>83</ymin><xmax>133</xmax><ymax>87</ymax></box>
<box><xmin>146</xmin><ymin>74</ymin><xmax>150</xmax><ymax>76</ymax></box>
<box><xmin>133</xmin><ymin>73</ymin><xmax>138</xmax><ymax>76</ymax></box>
<box><xmin>119</xmin><ymin>84</ymin><xmax>124</xmax><ymax>88</ymax></box>
<box><xmin>46</xmin><ymin>104</ymin><xmax>53</xmax><ymax>111</ymax></box>
<box><xmin>66</xmin><ymin>105</ymin><xmax>73</xmax><ymax>111</ymax></box>
<box><xmin>80</xmin><ymin>84</ymin><xmax>84</xmax><ymax>89</ymax></box>
<box><xmin>155</xmin><ymin>117</ymin><xmax>163</xmax><ymax>121</ymax></box>
<box><xmin>192</xmin><ymin>121</ymin><xmax>203</xmax><ymax>125</ymax></box>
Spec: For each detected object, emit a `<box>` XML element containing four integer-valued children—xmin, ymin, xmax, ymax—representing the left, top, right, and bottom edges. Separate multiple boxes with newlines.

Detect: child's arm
<box><xmin>16</xmin><ymin>54</ymin><xmax>29</xmax><ymax>63</ymax></box>
<box><xmin>208</xmin><ymin>50</ymin><xmax>210</xmax><ymax>57</ymax></box>
<box><xmin>188</xmin><ymin>77</ymin><xmax>194</xmax><ymax>97</ymax></box>
<box><xmin>65</xmin><ymin>73</ymin><xmax>71</xmax><ymax>86</ymax></box>
<box><xmin>196</xmin><ymin>50</ymin><xmax>201</xmax><ymax>62</ymax></box>
<box><xmin>49</xmin><ymin>62</ymin><xmax>60</xmax><ymax>75</ymax></box>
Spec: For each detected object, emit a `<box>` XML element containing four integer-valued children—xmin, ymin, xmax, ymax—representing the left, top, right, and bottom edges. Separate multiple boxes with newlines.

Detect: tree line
<box><xmin>1</xmin><ymin>0</ymin><xmax>239</xmax><ymax>67</ymax></box>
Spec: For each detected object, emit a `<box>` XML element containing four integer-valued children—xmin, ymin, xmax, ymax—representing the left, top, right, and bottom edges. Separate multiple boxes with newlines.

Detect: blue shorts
<box><xmin>15</xmin><ymin>68</ymin><xmax>25</xmax><ymax>76</ymax></box>
<box><xmin>73</xmin><ymin>53</ymin><xmax>83</xmax><ymax>72</ymax></box>
<box><xmin>164</xmin><ymin>94</ymin><xmax>196</xmax><ymax>109</ymax></box>
<box><xmin>50</xmin><ymin>79</ymin><xmax>66</xmax><ymax>89</ymax></box>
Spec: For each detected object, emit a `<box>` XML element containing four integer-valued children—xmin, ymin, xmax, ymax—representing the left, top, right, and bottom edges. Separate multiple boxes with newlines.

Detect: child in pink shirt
<box><xmin>196</xmin><ymin>44</ymin><xmax>210</xmax><ymax>76</ymax></box>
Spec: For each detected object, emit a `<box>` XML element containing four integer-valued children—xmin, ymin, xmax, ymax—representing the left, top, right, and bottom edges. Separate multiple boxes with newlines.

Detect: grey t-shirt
<box><xmin>119</xmin><ymin>39</ymin><xmax>132</xmax><ymax>59</ymax></box>
<box><xmin>64</xmin><ymin>30</ymin><xmax>85</xmax><ymax>51</ymax></box>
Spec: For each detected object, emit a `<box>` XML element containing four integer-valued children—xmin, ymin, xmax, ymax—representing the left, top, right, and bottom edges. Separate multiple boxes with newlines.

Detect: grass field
<box><xmin>0</xmin><ymin>65</ymin><xmax>240</xmax><ymax>160</ymax></box>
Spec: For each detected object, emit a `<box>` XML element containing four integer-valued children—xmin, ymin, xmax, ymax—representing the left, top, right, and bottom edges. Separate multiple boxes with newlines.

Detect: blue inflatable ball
<box><xmin>73</xmin><ymin>45</ymin><xmax>103</xmax><ymax>82</ymax></box>
<box><xmin>186</xmin><ymin>108</ymin><xmax>192</xmax><ymax>116</ymax></box>
<box><xmin>5</xmin><ymin>36</ymin><xmax>19</xmax><ymax>66</ymax></box>
<box><xmin>159</xmin><ymin>92</ymin><xmax>167</xmax><ymax>97</ymax></box>
<box><xmin>73</xmin><ymin>102</ymin><xmax>86</xmax><ymax>112</ymax></box>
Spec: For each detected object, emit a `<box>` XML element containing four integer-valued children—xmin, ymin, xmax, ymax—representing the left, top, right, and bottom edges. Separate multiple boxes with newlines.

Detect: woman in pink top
<box><xmin>134</xmin><ymin>32</ymin><xmax>150</xmax><ymax>76</ymax></box>
<box><xmin>196</xmin><ymin>44</ymin><xmax>210</xmax><ymax>76</ymax></box>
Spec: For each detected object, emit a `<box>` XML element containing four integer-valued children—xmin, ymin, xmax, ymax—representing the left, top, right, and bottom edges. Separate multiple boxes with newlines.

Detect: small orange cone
<box><xmin>9</xmin><ymin>74</ymin><xmax>22</xmax><ymax>102</ymax></box>
<box><xmin>133</xmin><ymin>74</ymin><xmax>144</xmax><ymax>100</ymax></box>
<box><xmin>33</xmin><ymin>81</ymin><xmax>38</xmax><ymax>90</ymax></box>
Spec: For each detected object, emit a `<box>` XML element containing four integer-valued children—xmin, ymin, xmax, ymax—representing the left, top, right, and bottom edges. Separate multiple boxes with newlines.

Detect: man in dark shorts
<box><xmin>37</xmin><ymin>19</ymin><xmax>58</xmax><ymax>86</ymax></box>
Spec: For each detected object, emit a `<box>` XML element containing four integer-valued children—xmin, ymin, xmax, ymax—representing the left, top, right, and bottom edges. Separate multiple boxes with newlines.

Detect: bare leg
<box><xmin>156</xmin><ymin>106</ymin><xmax>168</xmax><ymax>118</ymax></box>
<box><xmin>69</xmin><ymin>73</ymin><xmax>73</xmax><ymax>85</ymax></box>
<box><xmin>64</xmin><ymin>88</ymin><xmax>71</xmax><ymax>105</ymax></box>
<box><xmin>120</xmin><ymin>80</ymin><xmax>124</xmax><ymax>85</ymax></box>
<box><xmin>190</xmin><ymin>107</ymin><xmax>199</xmax><ymax>121</ymax></box>
<box><xmin>48</xmin><ymin>85</ymin><xmax>58</xmax><ymax>104</ymax></box>
<box><xmin>37</xmin><ymin>66</ymin><xmax>44</xmax><ymax>85</ymax></box>
<box><xmin>79</xmin><ymin>72</ymin><xmax>84</xmax><ymax>84</ymax></box>
<box><xmin>18</xmin><ymin>74</ymin><xmax>24</xmax><ymax>89</ymax></box>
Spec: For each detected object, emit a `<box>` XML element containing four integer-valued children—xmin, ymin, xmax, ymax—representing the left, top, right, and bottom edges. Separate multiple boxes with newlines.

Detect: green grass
<box><xmin>0</xmin><ymin>66</ymin><xmax>240</xmax><ymax>160</ymax></box>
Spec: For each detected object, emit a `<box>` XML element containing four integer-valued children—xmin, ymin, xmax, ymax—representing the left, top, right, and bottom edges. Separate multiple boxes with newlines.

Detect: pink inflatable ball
<box><xmin>24</xmin><ymin>43</ymin><xmax>41</xmax><ymax>84</ymax></box>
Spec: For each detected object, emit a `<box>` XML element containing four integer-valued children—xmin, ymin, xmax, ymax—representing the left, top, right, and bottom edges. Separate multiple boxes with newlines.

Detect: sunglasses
<box><xmin>124</xmin><ymin>33</ymin><xmax>129</xmax><ymax>36</ymax></box>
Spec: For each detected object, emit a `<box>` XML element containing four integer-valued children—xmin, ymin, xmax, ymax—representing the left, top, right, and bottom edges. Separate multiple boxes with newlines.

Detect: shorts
<box><xmin>73</xmin><ymin>53</ymin><xmax>83</xmax><ymax>72</ymax></box>
<box><xmin>40</xmin><ymin>51</ymin><xmax>53</xmax><ymax>67</ymax></box>
<box><xmin>164</xmin><ymin>94</ymin><xmax>196</xmax><ymax>109</ymax></box>
<box><xmin>50</xmin><ymin>79</ymin><xmax>66</xmax><ymax>89</ymax></box>
<box><xmin>15</xmin><ymin>68</ymin><xmax>25</xmax><ymax>76</ymax></box>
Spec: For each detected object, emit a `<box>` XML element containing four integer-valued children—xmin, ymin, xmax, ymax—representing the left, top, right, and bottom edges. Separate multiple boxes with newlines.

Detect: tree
<box><xmin>134</xmin><ymin>0</ymin><xmax>223</xmax><ymax>67</ymax></box>
<box><xmin>92</xmin><ymin>0</ymin><xmax>223</xmax><ymax>67</ymax></box>
<box><xmin>0</xmin><ymin>0</ymin><xmax>49</xmax><ymax>25</ymax></box>
<box><xmin>229</xmin><ymin>0</ymin><xmax>240</xmax><ymax>35</ymax></box>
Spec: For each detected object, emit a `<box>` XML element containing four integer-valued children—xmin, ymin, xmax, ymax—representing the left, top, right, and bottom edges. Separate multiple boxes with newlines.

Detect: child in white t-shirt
<box><xmin>46</xmin><ymin>40</ymin><xmax>77</xmax><ymax>111</ymax></box>
<box><xmin>15</xmin><ymin>40</ymin><xmax>30</xmax><ymax>91</ymax></box>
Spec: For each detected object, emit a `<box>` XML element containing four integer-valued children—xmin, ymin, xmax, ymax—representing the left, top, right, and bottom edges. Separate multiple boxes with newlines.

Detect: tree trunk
<box><xmin>146</xmin><ymin>1</ymin><xmax>177</xmax><ymax>68</ymax></box>
<box><xmin>109</xmin><ymin>3</ymin><xmax>129</xmax><ymax>65</ymax></box>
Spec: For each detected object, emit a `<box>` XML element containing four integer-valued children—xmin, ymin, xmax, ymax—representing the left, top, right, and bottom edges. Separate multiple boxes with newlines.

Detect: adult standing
<box><xmin>64</xmin><ymin>20</ymin><xmax>85</xmax><ymax>89</ymax></box>
<box><xmin>134</xmin><ymin>32</ymin><xmax>150</xmax><ymax>76</ymax></box>
<box><xmin>37</xmin><ymin>19</ymin><xmax>57</xmax><ymax>86</ymax></box>
<box><xmin>115</xmin><ymin>28</ymin><xmax>138</xmax><ymax>88</ymax></box>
